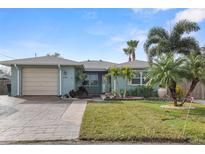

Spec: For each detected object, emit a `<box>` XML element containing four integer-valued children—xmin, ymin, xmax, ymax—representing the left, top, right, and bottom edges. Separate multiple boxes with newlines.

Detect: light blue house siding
<box><xmin>10</xmin><ymin>65</ymin><xmax>78</xmax><ymax>96</ymax></box>
<box><xmin>111</xmin><ymin>70</ymin><xmax>147</xmax><ymax>92</ymax></box>
<box><xmin>11</xmin><ymin>66</ymin><xmax>18</xmax><ymax>96</ymax></box>
<box><xmin>61</xmin><ymin>66</ymin><xmax>76</xmax><ymax>95</ymax></box>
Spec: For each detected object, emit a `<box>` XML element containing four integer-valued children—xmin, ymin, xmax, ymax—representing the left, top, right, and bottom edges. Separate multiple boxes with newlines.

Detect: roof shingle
<box><xmin>0</xmin><ymin>56</ymin><xmax>82</xmax><ymax>66</ymax></box>
<box><xmin>80</xmin><ymin>60</ymin><xmax>116</xmax><ymax>71</ymax></box>
<box><xmin>116</xmin><ymin>60</ymin><xmax>149</xmax><ymax>69</ymax></box>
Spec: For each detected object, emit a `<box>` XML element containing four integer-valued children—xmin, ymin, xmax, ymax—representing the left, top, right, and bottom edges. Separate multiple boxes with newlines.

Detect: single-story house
<box><xmin>0</xmin><ymin>56</ymin><xmax>149</xmax><ymax>96</ymax></box>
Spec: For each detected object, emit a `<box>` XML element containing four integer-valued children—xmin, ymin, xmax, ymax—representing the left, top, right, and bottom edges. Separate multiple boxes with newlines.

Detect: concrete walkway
<box><xmin>195</xmin><ymin>99</ymin><xmax>205</xmax><ymax>105</ymax></box>
<box><xmin>61</xmin><ymin>100</ymin><xmax>87</xmax><ymax>139</ymax></box>
<box><xmin>0</xmin><ymin>96</ymin><xmax>87</xmax><ymax>142</ymax></box>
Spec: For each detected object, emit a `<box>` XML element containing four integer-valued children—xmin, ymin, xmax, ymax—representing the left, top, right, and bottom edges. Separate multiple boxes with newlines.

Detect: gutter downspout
<box><xmin>14</xmin><ymin>64</ymin><xmax>20</xmax><ymax>96</ymax></box>
<box><xmin>58</xmin><ymin>64</ymin><xmax>62</xmax><ymax>96</ymax></box>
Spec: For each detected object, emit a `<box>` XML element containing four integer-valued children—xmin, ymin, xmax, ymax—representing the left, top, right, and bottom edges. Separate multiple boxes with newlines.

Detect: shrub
<box><xmin>127</xmin><ymin>85</ymin><xmax>156</xmax><ymax>98</ymax></box>
<box><xmin>176</xmin><ymin>85</ymin><xmax>185</xmax><ymax>100</ymax></box>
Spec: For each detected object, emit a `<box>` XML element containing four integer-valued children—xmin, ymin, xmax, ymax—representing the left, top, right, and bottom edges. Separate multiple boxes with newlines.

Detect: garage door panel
<box><xmin>23</xmin><ymin>73</ymin><xmax>58</xmax><ymax>78</ymax></box>
<box><xmin>23</xmin><ymin>78</ymin><xmax>58</xmax><ymax>82</ymax></box>
<box><xmin>22</xmin><ymin>68</ymin><xmax>58</xmax><ymax>95</ymax></box>
<box><xmin>23</xmin><ymin>82</ymin><xmax>58</xmax><ymax>87</ymax></box>
<box><xmin>23</xmin><ymin>91</ymin><xmax>57</xmax><ymax>95</ymax></box>
<box><xmin>23</xmin><ymin>68</ymin><xmax>58</xmax><ymax>73</ymax></box>
<box><xmin>23</xmin><ymin>87</ymin><xmax>58</xmax><ymax>91</ymax></box>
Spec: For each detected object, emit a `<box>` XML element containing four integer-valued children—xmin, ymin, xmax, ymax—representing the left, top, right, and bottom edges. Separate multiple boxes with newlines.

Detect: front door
<box><xmin>84</xmin><ymin>73</ymin><xmax>101</xmax><ymax>94</ymax></box>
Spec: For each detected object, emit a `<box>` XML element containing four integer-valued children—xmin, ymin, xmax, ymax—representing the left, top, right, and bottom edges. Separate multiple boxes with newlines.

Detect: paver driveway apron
<box><xmin>0</xmin><ymin>96</ymin><xmax>87</xmax><ymax>142</ymax></box>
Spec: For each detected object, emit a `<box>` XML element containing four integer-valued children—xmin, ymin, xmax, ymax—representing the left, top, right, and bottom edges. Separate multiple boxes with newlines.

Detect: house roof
<box><xmin>0</xmin><ymin>56</ymin><xmax>149</xmax><ymax>70</ymax></box>
<box><xmin>0</xmin><ymin>56</ymin><xmax>82</xmax><ymax>66</ymax></box>
<box><xmin>116</xmin><ymin>60</ymin><xmax>149</xmax><ymax>69</ymax></box>
<box><xmin>80</xmin><ymin>60</ymin><xmax>117</xmax><ymax>71</ymax></box>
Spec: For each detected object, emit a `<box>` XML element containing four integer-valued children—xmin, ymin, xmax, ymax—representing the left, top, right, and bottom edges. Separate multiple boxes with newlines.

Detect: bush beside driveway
<box><xmin>80</xmin><ymin>100</ymin><xmax>205</xmax><ymax>144</ymax></box>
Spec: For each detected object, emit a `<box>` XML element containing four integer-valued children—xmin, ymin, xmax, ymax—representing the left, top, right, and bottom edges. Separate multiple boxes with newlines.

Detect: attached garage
<box><xmin>22</xmin><ymin>68</ymin><xmax>58</xmax><ymax>95</ymax></box>
<box><xmin>0</xmin><ymin>55</ymin><xmax>83</xmax><ymax>96</ymax></box>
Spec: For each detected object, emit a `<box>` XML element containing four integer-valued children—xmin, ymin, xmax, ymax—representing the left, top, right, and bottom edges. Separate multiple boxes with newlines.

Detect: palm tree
<box><xmin>181</xmin><ymin>53</ymin><xmax>205</xmax><ymax>104</ymax></box>
<box><xmin>123</xmin><ymin>48</ymin><xmax>132</xmax><ymax>62</ymax></box>
<box><xmin>106</xmin><ymin>67</ymin><xmax>121</xmax><ymax>96</ymax></box>
<box><xmin>121</xmin><ymin>66</ymin><xmax>135</xmax><ymax>97</ymax></box>
<box><xmin>146</xmin><ymin>54</ymin><xmax>185</xmax><ymax>106</ymax></box>
<box><xmin>200</xmin><ymin>46</ymin><xmax>205</xmax><ymax>55</ymax></box>
<box><xmin>127</xmin><ymin>40</ymin><xmax>139</xmax><ymax>61</ymax></box>
<box><xmin>144</xmin><ymin>20</ymin><xmax>200</xmax><ymax>64</ymax></box>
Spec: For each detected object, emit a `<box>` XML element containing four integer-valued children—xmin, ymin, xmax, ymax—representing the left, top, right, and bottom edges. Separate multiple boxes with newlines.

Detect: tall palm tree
<box><xmin>127</xmin><ymin>40</ymin><xmax>139</xmax><ymax>61</ymax></box>
<box><xmin>146</xmin><ymin>54</ymin><xmax>185</xmax><ymax>106</ymax></box>
<box><xmin>181</xmin><ymin>53</ymin><xmax>205</xmax><ymax>104</ymax></box>
<box><xmin>123</xmin><ymin>48</ymin><xmax>132</xmax><ymax>62</ymax></box>
<box><xmin>144</xmin><ymin>20</ymin><xmax>200</xmax><ymax>64</ymax></box>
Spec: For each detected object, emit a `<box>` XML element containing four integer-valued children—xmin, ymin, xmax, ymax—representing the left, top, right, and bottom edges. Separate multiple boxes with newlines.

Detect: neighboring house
<box><xmin>0</xmin><ymin>56</ymin><xmax>149</xmax><ymax>96</ymax></box>
<box><xmin>0</xmin><ymin>73</ymin><xmax>11</xmax><ymax>95</ymax></box>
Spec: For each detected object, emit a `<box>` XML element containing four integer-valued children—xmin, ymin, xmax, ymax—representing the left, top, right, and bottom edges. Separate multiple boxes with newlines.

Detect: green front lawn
<box><xmin>80</xmin><ymin>100</ymin><xmax>205</xmax><ymax>144</ymax></box>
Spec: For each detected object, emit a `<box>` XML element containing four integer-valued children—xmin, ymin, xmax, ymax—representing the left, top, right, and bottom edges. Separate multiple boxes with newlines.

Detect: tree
<box><xmin>127</xmin><ymin>40</ymin><xmax>139</xmax><ymax>61</ymax></box>
<box><xmin>200</xmin><ymin>46</ymin><xmax>205</xmax><ymax>55</ymax></box>
<box><xmin>146</xmin><ymin>54</ymin><xmax>185</xmax><ymax>106</ymax></box>
<box><xmin>121</xmin><ymin>66</ymin><xmax>135</xmax><ymax>98</ymax></box>
<box><xmin>76</xmin><ymin>69</ymin><xmax>87</xmax><ymax>85</ymax></box>
<box><xmin>47</xmin><ymin>52</ymin><xmax>61</xmax><ymax>57</ymax></box>
<box><xmin>181</xmin><ymin>53</ymin><xmax>205</xmax><ymax>104</ymax></box>
<box><xmin>123</xmin><ymin>48</ymin><xmax>132</xmax><ymax>62</ymax></box>
<box><xmin>106</xmin><ymin>67</ymin><xmax>121</xmax><ymax>96</ymax></box>
<box><xmin>144</xmin><ymin>20</ymin><xmax>200</xmax><ymax>64</ymax></box>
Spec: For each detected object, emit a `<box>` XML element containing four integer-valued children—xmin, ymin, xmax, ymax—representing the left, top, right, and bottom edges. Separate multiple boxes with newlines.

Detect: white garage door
<box><xmin>22</xmin><ymin>68</ymin><xmax>58</xmax><ymax>95</ymax></box>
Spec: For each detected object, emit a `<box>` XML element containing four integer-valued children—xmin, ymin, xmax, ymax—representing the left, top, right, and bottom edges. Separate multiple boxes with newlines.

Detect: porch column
<box><xmin>15</xmin><ymin>64</ymin><xmax>20</xmax><ymax>96</ymax></box>
<box><xmin>140</xmin><ymin>72</ymin><xmax>143</xmax><ymax>85</ymax></box>
<box><xmin>58</xmin><ymin>65</ymin><xmax>62</xmax><ymax>95</ymax></box>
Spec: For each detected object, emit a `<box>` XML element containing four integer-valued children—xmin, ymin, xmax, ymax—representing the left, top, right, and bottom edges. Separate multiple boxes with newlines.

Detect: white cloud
<box><xmin>83</xmin><ymin>11</ymin><xmax>97</xmax><ymax>20</ymax></box>
<box><xmin>107</xmin><ymin>27</ymin><xmax>148</xmax><ymax>60</ymax></box>
<box><xmin>110</xmin><ymin>36</ymin><xmax>125</xmax><ymax>42</ymax></box>
<box><xmin>131</xmin><ymin>8</ymin><xmax>171</xmax><ymax>14</ymax></box>
<box><xmin>131</xmin><ymin>8</ymin><xmax>144</xmax><ymax>14</ymax></box>
<box><xmin>174</xmin><ymin>8</ymin><xmax>205</xmax><ymax>23</ymax></box>
<box><xmin>12</xmin><ymin>40</ymin><xmax>52</xmax><ymax>49</ymax></box>
<box><xmin>153</xmin><ymin>8</ymin><xmax>171</xmax><ymax>13</ymax></box>
<box><xmin>107</xmin><ymin>28</ymin><xmax>147</xmax><ymax>45</ymax></box>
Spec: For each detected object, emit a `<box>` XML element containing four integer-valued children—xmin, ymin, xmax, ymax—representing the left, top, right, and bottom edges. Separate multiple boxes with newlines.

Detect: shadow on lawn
<box><xmin>89</xmin><ymin>100</ymin><xmax>124</xmax><ymax>104</ymax></box>
<box><xmin>80</xmin><ymin>136</ymin><xmax>190</xmax><ymax>144</ymax></box>
<box><xmin>189</xmin><ymin>106</ymin><xmax>205</xmax><ymax>116</ymax></box>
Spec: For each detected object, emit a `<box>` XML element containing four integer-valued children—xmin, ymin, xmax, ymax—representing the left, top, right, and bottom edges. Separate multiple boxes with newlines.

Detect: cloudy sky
<box><xmin>0</xmin><ymin>8</ymin><xmax>205</xmax><ymax>63</ymax></box>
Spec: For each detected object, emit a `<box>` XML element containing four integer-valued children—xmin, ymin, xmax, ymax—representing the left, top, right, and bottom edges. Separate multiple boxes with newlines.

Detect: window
<box><xmin>83</xmin><ymin>74</ymin><xmax>98</xmax><ymax>86</ymax></box>
<box><xmin>131</xmin><ymin>73</ymin><xmax>141</xmax><ymax>85</ymax></box>
<box><xmin>130</xmin><ymin>71</ymin><xmax>147</xmax><ymax>85</ymax></box>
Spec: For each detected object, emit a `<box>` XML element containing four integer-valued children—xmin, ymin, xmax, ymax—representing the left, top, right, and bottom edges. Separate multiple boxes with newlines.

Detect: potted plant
<box><xmin>157</xmin><ymin>85</ymin><xmax>167</xmax><ymax>98</ymax></box>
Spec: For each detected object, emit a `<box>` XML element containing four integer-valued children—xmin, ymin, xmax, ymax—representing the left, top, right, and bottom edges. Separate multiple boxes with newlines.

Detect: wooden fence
<box><xmin>181</xmin><ymin>81</ymin><xmax>205</xmax><ymax>99</ymax></box>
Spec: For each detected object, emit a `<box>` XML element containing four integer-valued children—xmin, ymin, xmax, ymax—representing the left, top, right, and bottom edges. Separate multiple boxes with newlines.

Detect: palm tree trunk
<box><xmin>113</xmin><ymin>78</ymin><xmax>117</xmax><ymax>96</ymax></box>
<box><xmin>169</xmin><ymin>80</ymin><xmax>178</xmax><ymax>106</ymax></box>
<box><xmin>132</xmin><ymin>51</ymin><xmax>135</xmax><ymax>61</ymax></box>
<box><xmin>181</xmin><ymin>78</ymin><xmax>199</xmax><ymax>105</ymax></box>
<box><xmin>123</xmin><ymin>77</ymin><xmax>127</xmax><ymax>98</ymax></box>
<box><xmin>116</xmin><ymin>77</ymin><xmax>121</xmax><ymax>97</ymax></box>
<box><xmin>129</xmin><ymin>54</ymin><xmax>131</xmax><ymax>62</ymax></box>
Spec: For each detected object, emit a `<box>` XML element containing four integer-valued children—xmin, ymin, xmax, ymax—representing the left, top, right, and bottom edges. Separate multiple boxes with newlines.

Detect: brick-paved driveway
<box><xmin>0</xmin><ymin>96</ymin><xmax>87</xmax><ymax>142</ymax></box>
